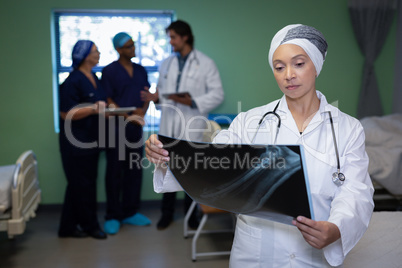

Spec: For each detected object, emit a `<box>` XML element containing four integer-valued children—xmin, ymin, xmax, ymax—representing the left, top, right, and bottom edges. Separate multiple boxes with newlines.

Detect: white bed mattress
<box><xmin>361</xmin><ymin>114</ymin><xmax>402</xmax><ymax>196</ymax></box>
<box><xmin>344</xmin><ymin>211</ymin><xmax>402</xmax><ymax>267</ymax></box>
<box><xmin>0</xmin><ymin>164</ymin><xmax>16</xmax><ymax>214</ymax></box>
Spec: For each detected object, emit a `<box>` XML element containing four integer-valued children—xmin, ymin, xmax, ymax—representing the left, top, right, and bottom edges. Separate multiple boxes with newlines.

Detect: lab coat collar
<box><xmin>176</xmin><ymin>51</ymin><xmax>190</xmax><ymax>62</ymax></box>
<box><xmin>316</xmin><ymin>90</ymin><xmax>339</xmax><ymax>118</ymax></box>
<box><xmin>307</xmin><ymin>91</ymin><xmax>340</xmax><ymax>135</ymax></box>
<box><xmin>275</xmin><ymin>90</ymin><xmax>339</xmax><ymax>135</ymax></box>
<box><xmin>312</xmin><ymin>91</ymin><xmax>340</xmax><ymax>127</ymax></box>
<box><xmin>187</xmin><ymin>49</ymin><xmax>197</xmax><ymax>61</ymax></box>
<box><xmin>168</xmin><ymin>49</ymin><xmax>197</xmax><ymax>67</ymax></box>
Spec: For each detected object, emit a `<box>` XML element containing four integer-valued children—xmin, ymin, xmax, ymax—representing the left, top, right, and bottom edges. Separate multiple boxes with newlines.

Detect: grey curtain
<box><xmin>348</xmin><ymin>0</ymin><xmax>396</xmax><ymax>118</ymax></box>
<box><xmin>393</xmin><ymin>0</ymin><xmax>402</xmax><ymax>113</ymax></box>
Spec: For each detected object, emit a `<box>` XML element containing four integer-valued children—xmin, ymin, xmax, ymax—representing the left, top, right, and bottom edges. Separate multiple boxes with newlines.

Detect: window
<box><xmin>51</xmin><ymin>9</ymin><xmax>174</xmax><ymax>132</ymax></box>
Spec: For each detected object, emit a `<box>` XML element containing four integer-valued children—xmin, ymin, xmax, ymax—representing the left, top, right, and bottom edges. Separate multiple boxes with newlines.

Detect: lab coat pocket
<box><xmin>230</xmin><ymin>217</ymin><xmax>262</xmax><ymax>268</ymax></box>
<box><xmin>307</xmin><ymin>153</ymin><xmax>338</xmax><ymax>200</ymax></box>
<box><xmin>184</xmin><ymin>73</ymin><xmax>203</xmax><ymax>93</ymax></box>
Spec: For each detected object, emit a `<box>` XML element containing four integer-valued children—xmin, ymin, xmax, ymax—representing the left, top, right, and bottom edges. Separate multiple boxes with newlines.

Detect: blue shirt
<box><xmin>101</xmin><ymin>61</ymin><xmax>150</xmax><ymax>108</ymax></box>
<box><xmin>175</xmin><ymin>52</ymin><xmax>197</xmax><ymax>108</ymax></box>
<box><xmin>176</xmin><ymin>53</ymin><xmax>189</xmax><ymax>92</ymax></box>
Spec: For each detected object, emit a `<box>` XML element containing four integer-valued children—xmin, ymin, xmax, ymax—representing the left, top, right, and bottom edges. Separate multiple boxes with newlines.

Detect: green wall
<box><xmin>0</xmin><ymin>0</ymin><xmax>396</xmax><ymax>204</ymax></box>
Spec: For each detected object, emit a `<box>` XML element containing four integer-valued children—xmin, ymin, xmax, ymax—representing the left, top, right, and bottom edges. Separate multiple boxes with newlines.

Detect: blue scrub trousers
<box><xmin>105</xmin><ymin>122</ymin><xmax>143</xmax><ymax>221</ymax></box>
<box><xmin>59</xmin><ymin>151</ymin><xmax>100</xmax><ymax>234</ymax></box>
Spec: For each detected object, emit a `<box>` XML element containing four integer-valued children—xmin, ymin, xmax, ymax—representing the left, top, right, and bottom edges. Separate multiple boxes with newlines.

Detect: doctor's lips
<box><xmin>286</xmin><ymin>85</ymin><xmax>300</xmax><ymax>90</ymax></box>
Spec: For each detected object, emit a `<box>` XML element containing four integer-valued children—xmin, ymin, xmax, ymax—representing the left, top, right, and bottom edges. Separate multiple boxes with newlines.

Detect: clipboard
<box><xmin>105</xmin><ymin>106</ymin><xmax>136</xmax><ymax>114</ymax></box>
<box><xmin>158</xmin><ymin>134</ymin><xmax>314</xmax><ymax>225</ymax></box>
<box><xmin>162</xmin><ymin>92</ymin><xmax>190</xmax><ymax>98</ymax></box>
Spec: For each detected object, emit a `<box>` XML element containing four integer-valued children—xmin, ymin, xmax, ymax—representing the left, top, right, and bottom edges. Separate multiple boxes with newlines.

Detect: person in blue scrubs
<box><xmin>101</xmin><ymin>32</ymin><xmax>151</xmax><ymax>235</ymax></box>
<box><xmin>58</xmin><ymin>40</ymin><xmax>107</xmax><ymax>239</ymax></box>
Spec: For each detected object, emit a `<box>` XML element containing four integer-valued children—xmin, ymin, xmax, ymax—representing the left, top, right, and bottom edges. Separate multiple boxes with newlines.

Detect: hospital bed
<box><xmin>0</xmin><ymin>150</ymin><xmax>41</xmax><ymax>238</ymax></box>
<box><xmin>344</xmin><ymin>211</ymin><xmax>402</xmax><ymax>267</ymax></box>
<box><xmin>343</xmin><ymin>114</ymin><xmax>402</xmax><ymax>266</ymax></box>
<box><xmin>360</xmin><ymin>114</ymin><xmax>402</xmax><ymax>206</ymax></box>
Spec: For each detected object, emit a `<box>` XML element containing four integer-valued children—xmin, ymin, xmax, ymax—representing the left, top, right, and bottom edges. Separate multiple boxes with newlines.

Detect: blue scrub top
<box><xmin>101</xmin><ymin>61</ymin><xmax>150</xmax><ymax>108</ymax></box>
<box><xmin>59</xmin><ymin>69</ymin><xmax>107</xmax><ymax>155</ymax></box>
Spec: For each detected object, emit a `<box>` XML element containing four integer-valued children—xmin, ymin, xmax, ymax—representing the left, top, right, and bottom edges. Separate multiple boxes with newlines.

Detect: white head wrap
<box><xmin>268</xmin><ymin>24</ymin><xmax>328</xmax><ymax>77</ymax></box>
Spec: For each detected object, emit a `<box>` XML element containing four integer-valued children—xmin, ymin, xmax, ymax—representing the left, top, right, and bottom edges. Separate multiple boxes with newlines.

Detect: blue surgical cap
<box><xmin>72</xmin><ymin>40</ymin><xmax>94</xmax><ymax>69</ymax></box>
<box><xmin>113</xmin><ymin>32</ymin><xmax>132</xmax><ymax>49</ymax></box>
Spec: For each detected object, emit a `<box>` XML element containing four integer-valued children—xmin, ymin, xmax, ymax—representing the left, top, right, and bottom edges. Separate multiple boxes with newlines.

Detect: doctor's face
<box><xmin>272</xmin><ymin>44</ymin><xmax>317</xmax><ymax>101</ymax></box>
<box><xmin>84</xmin><ymin>44</ymin><xmax>100</xmax><ymax>67</ymax></box>
<box><xmin>117</xmin><ymin>39</ymin><xmax>135</xmax><ymax>59</ymax></box>
<box><xmin>168</xmin><ymin>30</ymin><xmax>188</xmax><ymax>53</ymax></box>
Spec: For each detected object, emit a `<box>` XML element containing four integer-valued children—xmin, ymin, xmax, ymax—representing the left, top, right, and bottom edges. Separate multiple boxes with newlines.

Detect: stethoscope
<box><xmin>252</xmin><ymin>100</ymin><xmax>346</xmax><ymax>186</ymax></box>
<box><xmin>163</xmin><ymin>50</ymin><xmax>200</xmax><ymax>79</ymax></box>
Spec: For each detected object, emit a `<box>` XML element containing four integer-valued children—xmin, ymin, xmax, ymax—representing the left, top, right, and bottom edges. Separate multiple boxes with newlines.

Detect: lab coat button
<box><xmin>290</xmin><ymin>253</ymin><xmax>295</xmax><ymax>259</ymax></box>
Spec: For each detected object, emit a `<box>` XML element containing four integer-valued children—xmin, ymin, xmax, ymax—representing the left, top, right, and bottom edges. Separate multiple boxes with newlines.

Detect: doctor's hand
<box><xmin>168</xmin><ymin>93</ymin><xmax>192</xmax><ymax>106</ymax></box>
<box><xmin>94</xmin><ymin>101</ymin><xmax>107</xmax><ymax>114</ymax></box>
<box><xmin>141</xmin><ymin>87</ymin><xmax>159</xmax><ymax>102</ymax></box>
<box><xmin>292</xmin><ymin>216</ymin><xmax>341</xmax><ymax>249</ymax></box>
<box><xmin>145</xmin><ymin>134</ymin><xmax>170</xmax><ymax>164</ymax></box>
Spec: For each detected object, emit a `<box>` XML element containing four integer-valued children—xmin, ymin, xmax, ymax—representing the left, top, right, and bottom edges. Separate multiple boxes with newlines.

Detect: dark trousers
<box><xmin>105</xmin><ymin>123</ymin><xmax>143</xmax><ymax>221</ymax></box>
<box><xmin>161</xmin><ymin>192</ymin><xmax>196</xmax><ymax>218</ymax></box>
<box><xmin>59</xmin><ymin>151</ymin><xmax>100</xmax><ymax>234</ymax></box>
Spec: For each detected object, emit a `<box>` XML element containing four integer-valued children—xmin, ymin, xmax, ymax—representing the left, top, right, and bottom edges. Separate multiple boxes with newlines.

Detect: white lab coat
<box><xmin>153</xmin><ymin>91</ymin><xmax>374</xmax><ymax>267</ymax></box>
<box><xmin>157</xmin><ymin>49</ymin><xmax>224</xmax><ymax>142</ymax></box>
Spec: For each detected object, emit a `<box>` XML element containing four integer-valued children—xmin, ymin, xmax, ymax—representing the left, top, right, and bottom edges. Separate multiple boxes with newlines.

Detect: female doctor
<box><xmin>145</xmin><ymin>24</ymin><xmax>374</xmax><ymax>267</ymax></box>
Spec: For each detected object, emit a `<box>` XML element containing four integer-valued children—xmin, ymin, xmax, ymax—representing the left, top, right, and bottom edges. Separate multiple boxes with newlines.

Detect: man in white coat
<box><xmin>141</xmin><ymin>20</ymin><xmax>224</xmax><ymax>230</ymax></box>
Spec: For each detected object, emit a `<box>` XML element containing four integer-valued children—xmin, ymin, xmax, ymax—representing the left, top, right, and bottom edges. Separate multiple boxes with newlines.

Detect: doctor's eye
<box><xmin>274</xmin><ymin>66</ymin><xmax>284</xmax><ymax>72</ymax></box>
<box><xmin>295</xmin><ymin>62</ymin><xmax>305</xmax><ymax>68</ymax></box>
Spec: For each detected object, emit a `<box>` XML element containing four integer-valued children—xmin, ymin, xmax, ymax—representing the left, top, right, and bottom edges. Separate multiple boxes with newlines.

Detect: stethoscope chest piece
<box><xmin>332</xmin><ymin>171</ymin><xmax>345</xmax><ymax>186</ymax></box>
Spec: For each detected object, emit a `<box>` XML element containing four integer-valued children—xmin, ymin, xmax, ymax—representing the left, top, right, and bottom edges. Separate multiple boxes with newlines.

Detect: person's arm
<box><xmin>140</xmin><ymin>88</ymin><xmax>159</xmax><ymax>103</ymax></box>
<box><xmin>145</xmin><ymin>134</ymin><xmax>183</xmax><ymax>193</ymax></box>
<box><xmin>59</xmin><ymin>75</ymin><xmax>107</xmax><ymax>121</ymax></box>
<box><xmin>145</xmin><ymin>134</ymin><xmax>170</xmax><ymax>164</ymax></box>
<box><xmin>191</xmin><ymin>59</ymin><xmax>224</xmax><ymax>114</ymax></box>
<box><xmin>292</xmin><ymin>216</ymin><xmax>340</xmax><ymax>249</ymax></box>
<box><xmin>297</xmin><ymin>119</ymin><xmax>374</xmax><ymax>266</ymax></box>
<box><xmin>107</xmin><ymin>97</ymin><xmax>119</xmax><ymax>108</ymax></box>
<box><xmin>167</xmin><ymin>92</ymin><xmax>192</xmax><ymax>106</ymax></box>
<box><xmin>60</xmin><ymin>101</ymin><xmax>106</xmax><ymax>120</ymax></box>
<box><xmin>140</xmin><ymin>87</ymin><xmax>151</xmax><ymax>114</ymax></box>
<box><xmin>108</xmin><ymin>94</ymin><xmax>144</xmax><ymax>126</ymax></box>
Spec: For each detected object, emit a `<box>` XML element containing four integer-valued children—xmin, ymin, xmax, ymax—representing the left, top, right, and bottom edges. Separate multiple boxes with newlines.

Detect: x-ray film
<box><xmin>158</xmin><ymin>134</ymin><xmax>314</xmax><ymax>225</ymax></box>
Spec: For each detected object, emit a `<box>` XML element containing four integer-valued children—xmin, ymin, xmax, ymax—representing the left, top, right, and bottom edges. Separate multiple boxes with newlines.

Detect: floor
<box><xmin>0</xmin><ymin>201</ymin><xmax>233</xmax><ymax>268</ymax></box>
<box><xmin>1</xmin><ymin>188</ymin><xmax>399</xmax><ymax>268</ymax></box>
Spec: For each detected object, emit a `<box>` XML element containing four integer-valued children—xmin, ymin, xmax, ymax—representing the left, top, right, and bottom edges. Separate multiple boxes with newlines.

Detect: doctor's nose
<box><xmin>285</xmin><ymin>67</ymin><xmax>295</xmax><ymax>81</ymax></box>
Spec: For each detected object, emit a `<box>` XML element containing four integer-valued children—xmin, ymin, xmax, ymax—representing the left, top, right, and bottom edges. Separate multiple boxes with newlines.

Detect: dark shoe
<box><xmin>87</xmin><ymin>228</ymin><xmax>107</xmax><ymax>239</ymax></box>
<box><xmin>189</xmin><ymin>216</ymin><xmax>200</xmax><ymax>230</ymax></box>
<box><xmin>58</xmin><ymin>228</ymin><xmax>88</xmax><ymax>238</ymax></box>
<box><xmin>157</xmin><ymin>215</ymin><xmax>173</xmax><ymax>230</ymax></box>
